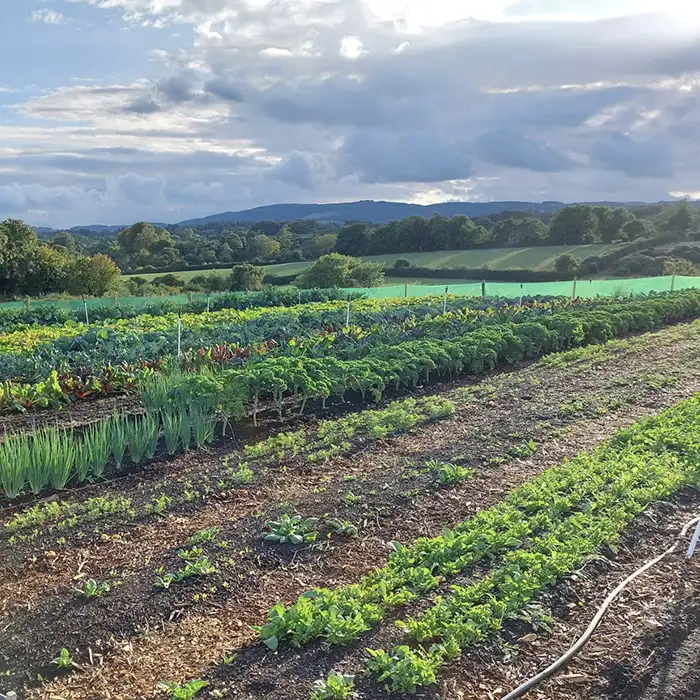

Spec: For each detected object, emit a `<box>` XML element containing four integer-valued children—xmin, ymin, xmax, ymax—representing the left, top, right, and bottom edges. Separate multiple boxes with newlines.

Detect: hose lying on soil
<box><xmin>500</xmin><ymin>515</ymin><xmax>700</xmax><ymax>700</ymax></box>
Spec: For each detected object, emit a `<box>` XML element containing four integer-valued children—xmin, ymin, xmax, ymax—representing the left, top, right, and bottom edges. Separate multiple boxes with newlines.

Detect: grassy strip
<box><xmin>364</xmin><ymin>398</ymin><xmax>700</xmax><ymax>691</ymax></box>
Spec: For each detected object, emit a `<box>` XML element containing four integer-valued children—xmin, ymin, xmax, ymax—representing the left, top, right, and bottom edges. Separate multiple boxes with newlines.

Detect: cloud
<box><xmin>182</xmin><ymin>180</ymin><xmax>226</xmax><ymax>201</ymax></box>
<box><xmin>588</xmin><ymin>132</ymin><xmax>675</xmax><ymax>178</ymax></box>
<box><xmin>337</xmin><ymin>130</ymin><xmax>473</xmax><ymax>183</ymax></box>
<box><xmin>6</xmin><ymin>1</ymin><xmax>700</xmax><ymax>226</ymax></box>
<box><xmin>110</xmin><ymin>172</ymin><xmax>166</xmax><ymax>205</ymax></box>
<box><xmin>266</xmin><ymin>151</ymin><xmax>332</xmax><ymax>189</ymax></box>
<box><xmin>204</xmin><ymin>79</ymin><xmax>243</xmax><ymax>102</ymax></box>
<box><xmin>123</xmin><ymin>97</ymin><xmax>162</xmax><ymax>114</ymax></box>
<box><xmin>474</xmin><ymin>131</ymin><xmax>576</xmax><ymax>172</ymax></box>
<box><xmin>31</xmin><ymin>9</ymin><xmax>68</xmax><ymax>24</ymax></box>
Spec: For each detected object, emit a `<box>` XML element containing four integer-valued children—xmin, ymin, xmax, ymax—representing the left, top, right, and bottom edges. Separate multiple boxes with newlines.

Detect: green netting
<box><xmin>2</xmin><ymin>275</ymin><xmax>700</xmax><ymax>311</ymax></box>
<box><xmin>347</xmin><ymin>275</ymin><xmax>700</xmax><ymax>299</ymax></box>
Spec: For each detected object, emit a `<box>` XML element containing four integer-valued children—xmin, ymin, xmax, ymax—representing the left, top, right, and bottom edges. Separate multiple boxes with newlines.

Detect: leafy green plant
<box><xmin>327</xmin><ymin>519</ymin><xmax>358</xmax><ymax>537</ymax></box>
<box><xmin>154</xmin><ymin>573</ymin><xmax>177</xmax><ymax>590</ymax></box>
<box><xmin>263</xmin><ymin>514</ymin><xmax>318</xmax><ymax>545</ymax></box>
<box><xmin>157</xmin><ymin>679</ymin><xmax>209</xmax><ymax>699</ymax></box>
<box><xmin>186</xmin><ymin>527</ymin><xmax>220</xmax><ymax>546</ymax></box>
<box><xmin>425</xmin><ymin>460</ymin><xmax>475</xmax><ymax>485</ymax></box>
<box><xmin>342</xmin><ymin>492</ymin><xmax>363</xmax><ymax>506</ymax></box>
<box><xmin>366</xmin><ymin>645</ymin><xmax>445</xmax><ymax>693</ymax></box>
<box><xmin>508</xmin><ymin>439</ymin><xmax>538</xmax><ymax>459</ymax></box>
<box><xmin>146</xmin><ymin>493</ymin><xmax>172</xmax><ymax>515</ymax></box>
<box><xmin>177</xmin><ymin>546</ymin><xmax>203</xmax><ymax>561</ymax></box>
<box><xmin>558</xmin><ymin>400</ymin><xmax>585</xmax><ymax>418</ymax></box>
<box><xmin>310</xmin><ymin>670</ymin><xmax>355</xmax><ymax>700</ymax></box>
<box><xmin>73</xmin><ymin>579</ymin><xmax>110</xmax><ymax>599</ymax></box>
<box><xmin>51</xmin><ymin>647</ymin><xmax>74</xmax><ymax>669</ymax></box>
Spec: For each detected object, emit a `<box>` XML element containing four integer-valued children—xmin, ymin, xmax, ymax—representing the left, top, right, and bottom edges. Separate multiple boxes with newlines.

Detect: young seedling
<box><xmin>51</xmin><ymin>648</ymin><xmax>74</xmax><ymax>669</ymax></box>
<box><xmin>154</xmin><ymin>572</ymin><xmax>177</xmax><ymax>590</ymax></box>
<box><xmin>425</xmin><ymin>460</ymin><xmax>475</xmax><ymax>486</ymax></box>
<box><xmin>310</xmin><ymin>670</ymin><xmax>355</xmax><ymax>700</ymax></box>
<box><xmin>327</xmin><ymin>518</ymin><xmax>358</xmax><ymax>537</ymax></box>
<box><xmin>186</xmin><ymin>527</ymin><xmax>220</xmax><ymax>546</ymax></box>
<box><xmin>73</xmin><ymin>578</ymin><xmax>110</xmax><ymax>599</ymax></box>
<box><xmin>341</xmin><ymin>492</ymin><xmax>363</xmax><ymax>506</ymax></box>
<box><xmin>157</xmin><ymin>679</ymin><xmax>209</xmax><ymax>699</ymax></box>
<box><xmin>263</xmin><ymin>514</ymin><xmax>318</xmax><ymax>545</ymax></box>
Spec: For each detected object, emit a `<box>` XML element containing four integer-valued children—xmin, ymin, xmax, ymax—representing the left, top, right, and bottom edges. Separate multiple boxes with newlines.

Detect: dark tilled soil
<box><xmin>9</xmin><ymin>321</ymin><xmax>700</xmax><ymax>700</ymax></box>
<box><xmin>0</xmin><ymin>393</ymin><xmax>141</xmax><ymax>437</ymax></box>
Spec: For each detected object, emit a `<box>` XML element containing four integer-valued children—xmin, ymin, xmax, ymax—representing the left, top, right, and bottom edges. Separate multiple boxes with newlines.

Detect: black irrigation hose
<box><xmin>501</xmin><ymin>515</ymin><xmax>700</xmax><ymax>700</ymax></box>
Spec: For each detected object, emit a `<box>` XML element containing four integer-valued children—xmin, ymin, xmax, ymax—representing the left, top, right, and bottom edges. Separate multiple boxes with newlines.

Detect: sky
<box><xmin>1</xmin><ymin>1</ymin><xmax>700</xmax><ymax>227</ymax></box>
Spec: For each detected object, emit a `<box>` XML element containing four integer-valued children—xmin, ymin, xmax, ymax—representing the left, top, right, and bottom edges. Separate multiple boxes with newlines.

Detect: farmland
<box><xmin>2</xmin><ymin>289</ymin><xmax>700</xmax><ymax>700</ymax></box>
<box><xmin>123</xmin><ymin>243</ymin><xmax>620</xmax><ymax>284</ymax></box>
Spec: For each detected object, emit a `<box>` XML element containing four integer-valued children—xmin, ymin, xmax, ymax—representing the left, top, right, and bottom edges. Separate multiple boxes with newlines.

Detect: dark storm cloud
<box><xmin>588</xmin><ymin>132</ymin><xmax>675</xmax><ymax>178</ymax></box>
<box><xmin>474</xmin><ymin>131</ymin><xmax>576</xmax><ymax>172</ymax></box>
<box><xmin>337</xmin><ymin>130</ymin><xmax>473</xmax><ymax>183</ymax></box>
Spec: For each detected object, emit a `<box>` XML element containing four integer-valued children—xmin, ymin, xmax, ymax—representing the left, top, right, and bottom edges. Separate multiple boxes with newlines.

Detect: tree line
<box><xmin>46</xmin><ymin>202</ymin><xmax>700</xmax><ymax>278</ymax></box>
<box><xmin>0</xmin><ymin>220</ymin><xmax>121</xmax><ymax>298</ymax></box>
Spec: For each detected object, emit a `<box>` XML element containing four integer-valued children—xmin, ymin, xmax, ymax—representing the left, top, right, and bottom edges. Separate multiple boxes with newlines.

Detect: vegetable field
<box><xmin>2</xmin><ymin>289</ymin><xmax>700</xmax><ymax>700</ymax></box>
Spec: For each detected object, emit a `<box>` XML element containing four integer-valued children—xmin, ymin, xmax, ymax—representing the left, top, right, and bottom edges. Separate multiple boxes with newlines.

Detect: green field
<box><xmin>124</xmin><ymin>244</ymin><xmax>620</xmax><ymax>284</ymax></box>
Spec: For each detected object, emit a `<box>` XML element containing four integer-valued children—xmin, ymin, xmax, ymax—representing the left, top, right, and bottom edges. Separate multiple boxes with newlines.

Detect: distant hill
<box><xmin>36</xmin><ymin>199</ymin><xmax>697</xmax><ymax>233</ymax></box>
<box><xmin>177</xmin><ymin>199</ymin><xmax>652</xmax><ymax>227</ymax></box>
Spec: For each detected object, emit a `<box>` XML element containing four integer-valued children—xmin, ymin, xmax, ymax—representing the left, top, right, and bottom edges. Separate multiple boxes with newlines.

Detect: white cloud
<box><xmin>340</xmin><ymin>36</ymin><xmax>365</xmax><ymax>59</ymax></box>
<box><xmin>31</xmin><ymin>9</ymin><xmax>68</xmax><ymax>24</ymax></box>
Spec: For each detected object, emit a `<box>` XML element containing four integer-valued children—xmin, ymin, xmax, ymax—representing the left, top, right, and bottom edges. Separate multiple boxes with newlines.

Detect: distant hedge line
<box><xmin>384</xmin><ymin>266</ymin><xmax>568</xmax><ymax>282</ymax></box>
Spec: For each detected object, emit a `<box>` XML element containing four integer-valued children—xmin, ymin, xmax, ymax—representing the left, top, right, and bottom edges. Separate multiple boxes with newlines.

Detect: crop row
<box><xmin>2</xmin><ymin>394</ymin><xmax>455</xmax><ymax>534</ymax></box>
<box><xmin>255</xmin><ymin>404</ymin><xmax>660</xmax><ymax>649</ymax></box>
<box><xmin>158</xmin><ymin>291</ymin><xmax>700</xmax><ymax>425</ymax></box>
<box><xmin>0</xmin><ymin>295</ymin><xmax>550</xmax><ymax>354</ymax></box>
<box><xmin>0</xmin><ymin>404</ymin><xmax>216</xmax><ymax>500</ymax></box>
<box><xmin>0</xmin><ymin>288</ymin><xmax>360</xmax><ymax>334</ymax></box>
<box><xmin>2</xmin><ymin>292</ymin><xmax>697</xmax><ymax>499</ymax></box>
<box><xmin>0</xmin><ymin>297</ymin><xmax>572</xmax><ymax>409</ymax></box>
<box><xmin>256</xmin><ymin>393</ymin><xmax>700</xmax><ymax>692</ymax></box>
<box><xmin>363</xmin><ymin>395</ymin><xmax>700</xmax><ymax>692</ymax></box>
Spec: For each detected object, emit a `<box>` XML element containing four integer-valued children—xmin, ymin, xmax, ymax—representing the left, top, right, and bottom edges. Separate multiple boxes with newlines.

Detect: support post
<box><xmin>443</xmin><ymin>287</ymin><xmax>448</xmax><ymax>314</ymax></box>
<box><xmin>177</xmin><ymin>315</ymin><xmax>182</xmax><ymax>359</ymax></box>
<box><xmin>671</xmin><ymin>274</ymin><xmax>676</xmax><ymax>291</ymax></box>
<box><xmin>572</xmin><ymin>277</ymin><xmax>578</xmax><ymax>300</ymax></box>
<box><xmin>83</xmin><ymin>298</ymin><xmax>89</xmax><ymax>326</ymax></box>
<box><xmin>481</xmin><ymin>280</ymin><xmax>486</xmax><ymax>298</ymax></box>
<box><xmin>404</xmin><ymin>282</ymin><xmax>408</xmax><ymax>298</ymax></box>
<box><xmin>206</xmin><ymin>293</ymin><xmax>211</xmax><ymax>313</ymax></box>
<box><xmin>687</xmin><ymin>520</ymin><xmax>700</xmax><ymax>558</ymax></box>
<box><xmin>345</xmin><ymin>299</ymin><xmax>351</xmax><ymax>327</ymax></box>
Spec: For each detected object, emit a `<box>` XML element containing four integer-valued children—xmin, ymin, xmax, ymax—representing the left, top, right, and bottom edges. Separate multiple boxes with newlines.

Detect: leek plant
<box><xmin>0</xmin><ymin>433</ymin><xmax>29</xmax><ymax>499</ymax></box>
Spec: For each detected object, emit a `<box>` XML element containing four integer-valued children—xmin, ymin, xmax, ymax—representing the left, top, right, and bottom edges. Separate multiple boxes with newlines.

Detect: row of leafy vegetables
<box><xmin>2</xmin><ymin>290</ymin><xmax>699</xmax><ymax>500</ymax></box>
<box><xmin>258</xmin><ymin>391</ymin><xmax>700</xmax><ymax>694</ymax></box>
<box><xmin>0</xmin><ymin>295</ymin><xmax>574</xmax><ymax>410</ymax></box>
